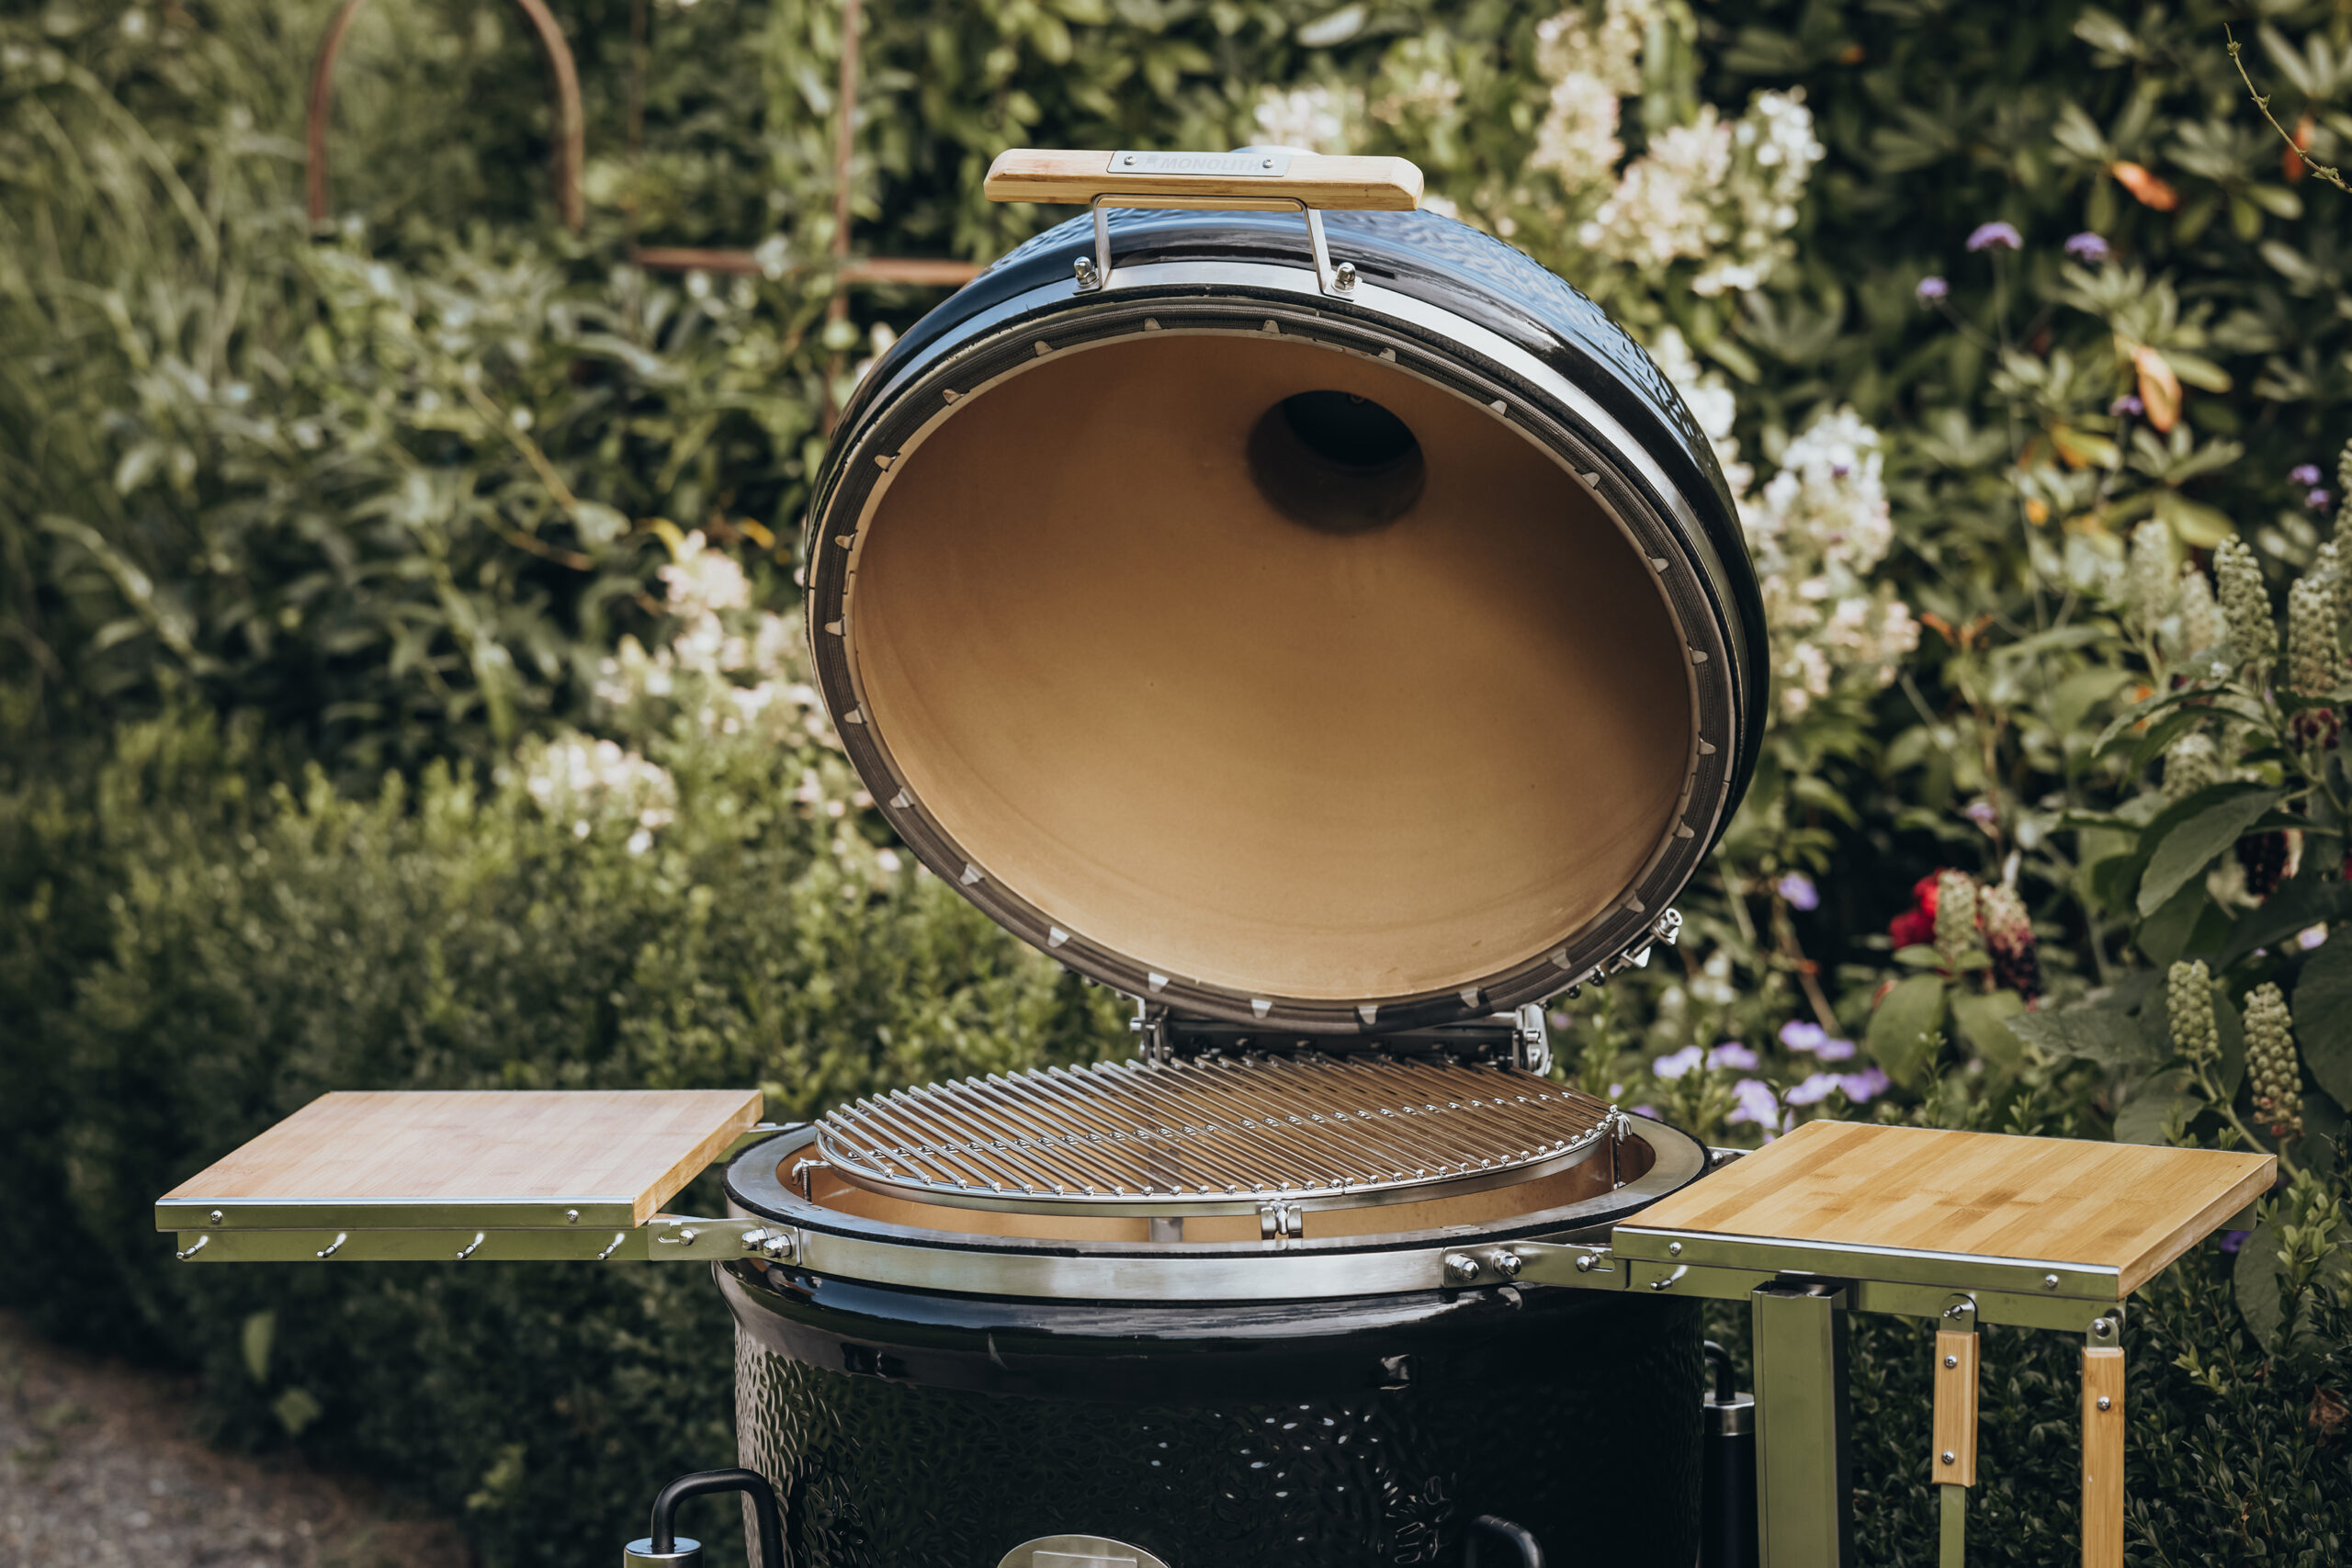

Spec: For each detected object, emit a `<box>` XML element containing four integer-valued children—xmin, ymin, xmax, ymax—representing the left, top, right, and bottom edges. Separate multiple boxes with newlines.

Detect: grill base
<box><xmin>723</xmin><ymin>1261</ymin><xmax>1702</xmax><ymax>1568</ymax></box>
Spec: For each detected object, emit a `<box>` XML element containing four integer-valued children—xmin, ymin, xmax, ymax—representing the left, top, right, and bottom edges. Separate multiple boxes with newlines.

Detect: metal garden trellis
<box><xmin>303</xmin><ymin>0</ymin><xmax>983</xmax><ymax>425</ymax></box>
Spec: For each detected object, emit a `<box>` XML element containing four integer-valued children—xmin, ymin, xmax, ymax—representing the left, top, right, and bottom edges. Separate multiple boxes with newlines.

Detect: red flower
<box><xmin>1888</xmin><ymin>869</ymin><xmax>1950</xmax><ymax>949</ymax></box>
<box><xmin>1912</xmin><ymin>873</ymin><xmax>1944</xmax><ymax>916</ymax></box>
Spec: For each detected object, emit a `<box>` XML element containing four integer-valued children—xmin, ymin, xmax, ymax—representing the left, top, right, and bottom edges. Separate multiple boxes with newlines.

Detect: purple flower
<box><xmin>1632</xmin><ymin>1104</ymin><xmax>1660</xmax><ymax>1120</ymax></box>
<box><xmin>2109</xmin><ymin>394</ymin><xmax>2143</xmax><ymax>418</ymax></box>
<box><xmin>1781</xmin><ymin>1020</ymin><xmax>1828</xmax><ymax>1053</ymax></box>
<box><xmin>1608</xmin><ymin>1081</ymin><xmax>1625</xmax><ymax>1099</ymax></box>
<box><xmin>1964</xmin><ymin>800</ymin><xmax>1997</xmax><ymax>827</ymax></box>
<box><xmin>1728</xmin><ymin>1077</ymin><xmax>1787</xmax><ymax>1129</ymax></box>
<box><xmin>1652</xmin><ymin>1044</ymin><xmax>1704</xmax><ymax>1080</ymax></box>
<box><xmin>2064</xmin><ymin>231</ymin><xmax>2110</xmax><ymax>262</ymax></box>
<box><xmin>1838</xmin><ymin>1067</ymin><xmax>1891</xmax><ymax>1103</ymax></box>
<box><xmin>2220</xmin><ymin>1229</ymin><xmax>2250</xmax><ymax>1254</ymax></box>
<box><xmin>1915</xmin><ymin>276</ymin><xmax>1950</xmax><ymax>303</ymax></box>
<box><xmin>2309</xmin><ymin>489</ymin><xmax>2333</xmax><ymax>512</ymax></box>
<box><xmin>2300</xmin><ymin>924</ymin><xmax>2330</xmax><ymax>952</ymax></box>
<box><xmin>1710</xmin><ymin>1043</ymin><xmax>1760</xmax><ymax>1071</ymax></box>
<box><xmin>1776</xmin><ymin>871</ymin><xmax>1820</xmax><ymax>911</ymax></box>
<box><xmin>1786</xmin><ymin>1071</ymin><xmax>1844</xmax><ymax>1107</ymax></box>
<box><xmin>2291</xmin><ymin>463</ymin><xmax>2324</xmax><ymax>487</ymax></box>
<box><xmin>1814</xmin><ymin>1036</ymin><xmax>1858</xmax><ymax>1063</ymax></box>
<box><xmin>1966</xmin><ymin>221</ymin><xmax>2023</xmax><ymax>253</ymax></box>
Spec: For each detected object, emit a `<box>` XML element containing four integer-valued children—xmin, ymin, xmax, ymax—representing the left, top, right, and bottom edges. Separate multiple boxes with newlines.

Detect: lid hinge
<box><xmin>1132</xmin><ymin>998</ymin><xmax>1553</xmax><ymax>1071</ymax></box>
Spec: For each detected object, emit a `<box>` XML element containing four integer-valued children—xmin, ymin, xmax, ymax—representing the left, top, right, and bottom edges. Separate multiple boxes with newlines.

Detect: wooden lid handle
<box><xmin>983</xmin><ymin>148</ymin><xmax>1423</xmax><ymax>211</ymax></box>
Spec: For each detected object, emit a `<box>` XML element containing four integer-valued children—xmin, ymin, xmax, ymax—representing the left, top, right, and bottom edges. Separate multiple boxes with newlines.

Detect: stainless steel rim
<box><xmin>725</xmin><ymin>1116</ymin><xmax>1709</xmax><ymax>1302</ymax></box>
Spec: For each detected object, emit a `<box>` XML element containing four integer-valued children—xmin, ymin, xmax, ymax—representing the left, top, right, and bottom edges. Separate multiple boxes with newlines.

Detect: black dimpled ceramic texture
<box><xmin>729</xmin><ymin>1267</ymin><xmax>1702</xmax><ymax>1568</ymax></box>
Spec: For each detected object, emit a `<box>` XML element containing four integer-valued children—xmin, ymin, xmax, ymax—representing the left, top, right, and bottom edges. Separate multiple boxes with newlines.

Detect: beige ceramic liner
<box><xmin>846</xmin><ymin>332</ymin><xmax>1692</xmax><ymax>1002</ymax></box>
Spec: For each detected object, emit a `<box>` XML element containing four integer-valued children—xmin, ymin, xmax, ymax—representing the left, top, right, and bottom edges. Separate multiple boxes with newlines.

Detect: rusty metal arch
<box><xmin>307</xmin><ymin>0</ymin><xmax>587</xmax><ymax>232</ymax></box>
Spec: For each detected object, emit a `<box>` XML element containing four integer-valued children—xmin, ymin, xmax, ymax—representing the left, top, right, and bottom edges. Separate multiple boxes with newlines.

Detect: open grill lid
<box><xmin>804</xmin><ymin>150</ymin><xmax>1761</xmax><ymax>1035</ymax></box>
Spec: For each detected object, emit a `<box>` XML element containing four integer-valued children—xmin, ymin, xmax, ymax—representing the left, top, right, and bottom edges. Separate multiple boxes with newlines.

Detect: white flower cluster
<box><xmin>1743</xmin><ymin>410</ymin><xmax>1919</xmax><ymax>717</ymax></box>
<box><xmin>519</xmin><ymin>734</ymin><xmax>678</xmax><ymax>853</ymax></box>
<box><xmin>1251</xmin><ymin>85</ymin><xmax>1362</xmax><ymax>155</ymax></box>
<box><xmin>1651</xmin><ymin>332</ymin><xmax>1917</xmax><ymax>719</ymax></box>
<box><xmin>1648</xmin><ymin>328</ymin><xmax>1751</xmax><ymax>497</ymax></box>
<box><xmin>1526</xmin><ymin>1</ymin><xmax>1651</xmax><ymax>195</ymax></box>
<box><xmin>1581</xmin><ymin>91</ymin><xmax>1824</xmax><ymax>295</ymax></box>
<box><xmin>596</xmin><ymin>530</ymin><xmax>840</xmax><ymax>751</ymax></box>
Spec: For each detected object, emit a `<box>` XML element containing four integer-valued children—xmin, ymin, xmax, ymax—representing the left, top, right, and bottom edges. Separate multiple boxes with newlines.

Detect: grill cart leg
<box><xmin>1750</xmin><ymin>1281</ymin><xmax>1851</xmax><ymax>1568</ymax></box>
<box><xmin>2082</xmin><ymin>1314</ymin><xmax>2125</xmax><ymax>1568</ymax></box>
<box><xmin>1699</xmin><ymin>1340</ymin><xmax>1758</xmax><ymax>1568</ymax></box>
<box><xmin>1931</xmin><ymin>1296</ymin><xmax>1979</xmax><ymax>1568</ymax></box>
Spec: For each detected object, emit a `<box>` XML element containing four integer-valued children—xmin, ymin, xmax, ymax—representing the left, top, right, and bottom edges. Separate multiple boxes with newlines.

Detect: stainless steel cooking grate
<box><xmin>809</xmin><ymin>1056</ymin><xmax>1620</xmax><ymax>1216</ymax></box>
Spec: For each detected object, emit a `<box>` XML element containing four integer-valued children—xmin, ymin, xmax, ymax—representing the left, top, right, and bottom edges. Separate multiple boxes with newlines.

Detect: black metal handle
<box><xmin>1464</xmin><ymin>1513</ymin><xmax>1543</xmax><ymax>1568</ymax></box>
<box><xmin>1703</xmin><ymin>1338</ymin><xmax>1736</xmax><ymax>1404</ymax></box>
<box><xmin>650</xmin><ymin>1468</ymin><xmax>784</xmax><ymax>1568</ymax></box>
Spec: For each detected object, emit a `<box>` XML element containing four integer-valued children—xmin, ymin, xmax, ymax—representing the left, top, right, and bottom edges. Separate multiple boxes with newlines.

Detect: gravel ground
<box><xmin>0</xmin><ymin>1314</ymin><xmax>467</xmax><ymax>1568</ymax></box>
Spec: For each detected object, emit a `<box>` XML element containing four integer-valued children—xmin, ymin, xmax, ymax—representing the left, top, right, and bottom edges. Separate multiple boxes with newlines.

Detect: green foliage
<box><xmin>0</xmin><ymin>691</ymin><xmax>1126</xmax><ymax>1564</ymax></box>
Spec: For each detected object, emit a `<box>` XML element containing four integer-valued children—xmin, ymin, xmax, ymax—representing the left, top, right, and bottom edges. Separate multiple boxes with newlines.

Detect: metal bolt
<box><xmin>2097</xmin><ymin>1396</ymin><xmax>2112</xmax><ymax>1412</ymax></box>
<box><xmin>1332</xmin><ymin>261</ymin><xmax>1358</xmax><ymax>292</ymax></box>
<box><xmin>1072</xmin><ymin>256</ymin><xmax>1101</xmax><ymax>288</ymax></box>
<box><xmin>2093</xmin><ymin>1317</ymin><xmax>2114</xmax><ymax>1338</ymax></box>
<box><xmin>1489</xmin><ymin>1248</ymin><xmax>1522</xmax><ymax>1280</ymax></box>
<box><xmin>1123</xmin><ymin>154</ymin><xmax>1136</xmax><ymax>165</ymax></box>
<box><xmin>2043</xmin><ymin>1273</ymin><xmax>2061</xmax><ymax>1291</ymax></box>
<box><xmin>565</xmin><ymin>1209</ymin><xmax>580</xmax><ymax>1224</ymax></box>
<box><xmin>763</xmin><ymin>1233</ymin><xmax>796</xmax><ymax>1261</ymax></box>
<box><xmin>1574</xmin><ymin>1254</ymin><xmax>1594</xmax><ymax>1274</ymax></box>
<box><xmin>1944</xmin><ymin>1355</ymin><xmax>1958</xmax><ymax>1369</ymax></box>
<box><xmin>1442</xmin><ymin>1253</ymin><xmax>1480</xmax><ymax>1285</ymax></box>
<box><xmin>209</xmin><ymin>1210</ymin><xmax>224</xmax><ymax>1225</ymax></box>
<box><xmin>1261</xmin><ymin>157</ymin><xmax>1273</xmax><ymax>168</ymax></box>
<box><xmin>1941</xmin><ymin>1451</ymin><xmax>1956</xmax><ymax>1466</ymax></box>
<box><xmin>1668</xmin><ymin>1241</ymin><xmax>1683</xmax><ymax>1258</ymax></box>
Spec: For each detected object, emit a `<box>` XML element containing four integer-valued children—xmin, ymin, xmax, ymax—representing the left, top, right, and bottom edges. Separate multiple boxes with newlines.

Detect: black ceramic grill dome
<box><xmin>805</xmin><ymin>202</ymin><xmax>1765</xmax><ymax>1035</ymax></box>
<box><xmin>728</xmin><ymin>177</ymin><xmax>1766</xmax><ymax>1568</ymax></box>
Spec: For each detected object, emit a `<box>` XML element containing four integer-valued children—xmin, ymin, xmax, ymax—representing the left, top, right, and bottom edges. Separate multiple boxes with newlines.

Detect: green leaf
<box><xmin>2153</xmin><ymin>491</ymin><xmax>2235</xmax><ymax>548</ymax></box>
<box><xmin>2050</xmin><ymin>667</ymin><xmax>2136</xmax><ymax>733</ymax></box>
<box><xmin>2297</xmin><ymin>938</ymin><xmax>2352</xmax><ymax>1109</ymax></box>
<box><xmin>2218</xmin><ymin>871</ymin><xmax>2352</xmax><ymax>968</ymax></box>
<box><xmin>2113</xmin><ymin>1067</ymin><xmax>2197</xmax><ymax>1145</ymax></box>
<box><xmin>2121</xmin><ymin>706</ymin><xmax>2212</xmax><ymax>773</ymax></box>
<box><xmin>272</xmin><ymin>1386</ymin><xmax>324</xmax><ymax>1438</ymax></box>
<box><xmin>241</xmin><ymin>1309</ymin><xmax>275</xmax><ymax>1385</ymax></box>
<box><xmin>2138</xmin><ymin>790</ymin><xmax>2282</xmax><ymax>916</ymax></box>
<box><xmin>2298</xmin><ymin>1089</ymin><xmax>2346</xmax><ymax>1178</ymax></box>
<box><xmin>1868</xmin><ymin>975</ymin><xmax>1947</xmax><ymax>1089</ymax></box>
<box><xmin>2135</xmin><ymin>877</ymin><xmax>2213</xmax><ymax>968</ymax></box>
<box><xmin>1951</xmin><ymin>990</ymin><xmax>2027</xmax><ymax>1078</ymax></box>
<box><xmin>2007</xmin><ymin>1001</ymin><xmax>2150</xmax><ymax>1068</ymax></box>
<box><xmin>2234</xmin><ymin>1223</ymin><xmax>2284</xmax><ymax>1348</ymax></box>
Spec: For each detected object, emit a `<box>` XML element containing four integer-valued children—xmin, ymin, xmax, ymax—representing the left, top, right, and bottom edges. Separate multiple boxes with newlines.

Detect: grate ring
<box><xmin>811</xmin><ymin>1056</ymin><xmax>1615</xmax><ymax>1216</ymax></box>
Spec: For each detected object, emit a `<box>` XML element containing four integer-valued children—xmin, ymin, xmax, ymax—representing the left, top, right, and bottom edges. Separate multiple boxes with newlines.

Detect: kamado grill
<box><xmin>159</xmin><ymin>150</ymin><xmax>2275</xmax><ymax>1568</ymax></box>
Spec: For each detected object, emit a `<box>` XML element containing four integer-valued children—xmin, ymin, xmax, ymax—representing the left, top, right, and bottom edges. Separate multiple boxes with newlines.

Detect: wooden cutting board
<box><xmin>156</xmin><ymin>1089</ymin><xmax>763</xmax><ymax>1232</ymax></box>
<box><xmin>1632</xmin><ymin>1119</ymin><xmax>2273</xmax><ymax>1295</ymax></box>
